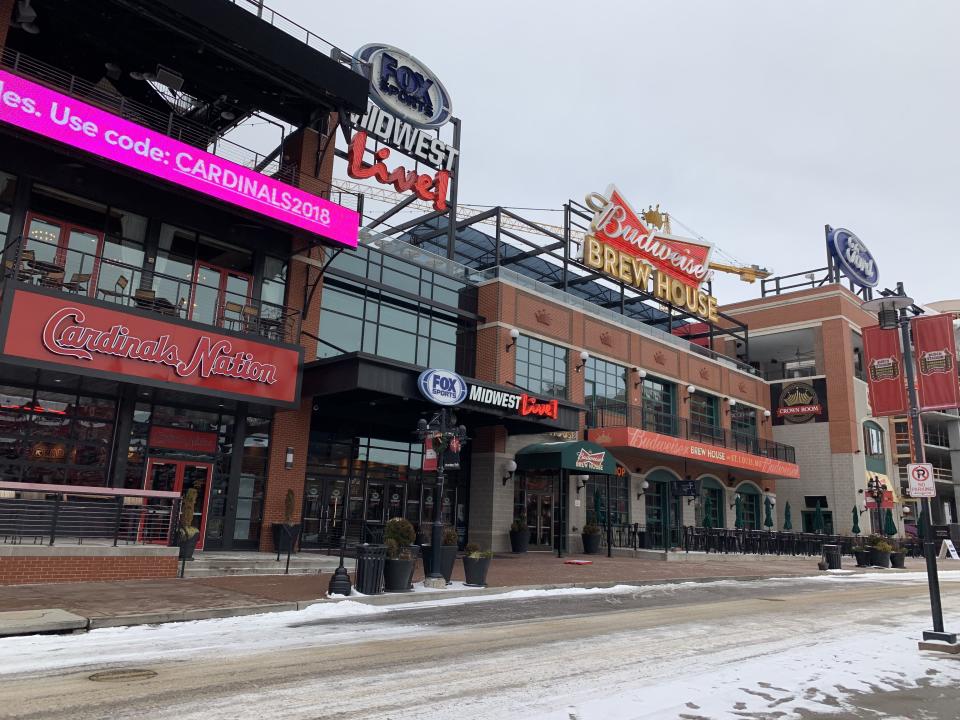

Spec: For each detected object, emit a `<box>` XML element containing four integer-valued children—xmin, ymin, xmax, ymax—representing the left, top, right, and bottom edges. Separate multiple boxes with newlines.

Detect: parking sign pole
<box><xmin>898</xmin><ymin>304</ymin><xmax>948</xmax><ymax>638</ymax></box>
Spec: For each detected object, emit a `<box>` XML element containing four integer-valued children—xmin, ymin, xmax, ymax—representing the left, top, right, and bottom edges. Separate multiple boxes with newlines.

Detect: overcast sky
<box><xmin>273</xmin><ymin>0</ymin><xmax>958</xmax><ymax>305</ymax></box>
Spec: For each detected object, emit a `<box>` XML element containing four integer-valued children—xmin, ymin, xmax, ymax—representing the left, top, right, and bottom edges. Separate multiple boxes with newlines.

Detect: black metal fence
<box><xmin>0</xmin><ymin>482</ymin><xmax>179</xmax><ymax>546</ymax></box>
<box><xmin>601</xmin><ymin>523</ymin><xmax>924</xmax><ymax>558</ymax></box>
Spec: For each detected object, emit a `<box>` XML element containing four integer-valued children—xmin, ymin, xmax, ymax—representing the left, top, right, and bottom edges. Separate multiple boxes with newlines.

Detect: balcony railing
<box><xmin>4</xmin><ymin>236</ymin><xmax>300</xmax><ymax>343</ymax></box>
<box><xmin>586</xmin><ymin>399</ymin><xmax>796</xmax><ymax>464</ymax></box>
<box><xmin>923</xmin><ymin>428</ymin><xmax>951</xmax><ymax>448</ymax></box>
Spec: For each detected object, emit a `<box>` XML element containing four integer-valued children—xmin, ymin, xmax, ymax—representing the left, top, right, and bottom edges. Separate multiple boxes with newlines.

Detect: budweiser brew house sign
<box><xmin>583</xmin><ymin>186</ymin><xmax>718</xmax><ymax>322</ymax></box>
<box><xmin>0</xmin><ymin>288</ymin><xmax>302</xmax><ymax>407</ymax></box>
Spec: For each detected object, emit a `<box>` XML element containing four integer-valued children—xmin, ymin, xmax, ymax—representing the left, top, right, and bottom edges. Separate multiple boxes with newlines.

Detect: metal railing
<box><xmin>586</xmin><ymin>401</ymin><xmax>796</xmax><ymax>463</ymax></box>
<box><xmin>5</xmin><ymin>236</ymin><xmax>301</xmax><ymax>343</ymax></box>
<box><xmin>226</xmin><ymin>0</ymin><xmax>360</xmax><ymax>64</ymax></box>
<box><xmin>0</xmin><ymin>481</ymin><xmax>180</xmax><ymax>546</ymax></box>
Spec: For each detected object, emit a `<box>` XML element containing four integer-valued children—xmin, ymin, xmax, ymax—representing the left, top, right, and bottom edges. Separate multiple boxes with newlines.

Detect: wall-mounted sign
<box><xmin>353</xmin><ymin>44</ymin><xmax>453</xmax><ymax>129</ymax></box>
<box><xmin>582</xmin><ymin>186</ymin><xmax>719</xmax><ymax>323</ymax></box>
<box><xmin>827</xmin><ymin>226</ymin><xmax>879</xmax><ymax>288</ymax></box>
<box><xmin>770</xmin><ymin>379</ymin><xmax>828</xmax><ymax>425</ymax></box>
<box><xmin>575</xmin><ymin>447</ymin><xmax>606</xmax><ymax>471</ymax></box>
<box><xmin>671</xmin><ymin>479</ymin><xmax>701</xmax><ymax>496</ymax></box>
<box><xmin>417</xmin><ymin>368</ymin><xmax>467</xmax><ymax>406</ymax></box>
<box><xmin>0</xmin><ymin>288</ymin><xmax>302</xmax><ymax>407</ymax></box>
<box><xmin>465</xmin><ymin>383</ymin><xmax>560</xmax><ymax>420</ymax></box>
<box><xmin>148</xmin><ymin>426</ymin><xmax>219</xmax><ymax>454</ymax></box>
<box><xmin>347</xmin><ymin>130</ymin><xmax>450</xmax><ymax>211</ymax></box>
<box><xmin>0</xmin><ymin>70</ymin><xmax>358</xmax><ymax>248</ymax></box>
<box><xmin>589</xmin><ymin>427</ymin><xmax>801</xmax><ymax>479</ymax></box>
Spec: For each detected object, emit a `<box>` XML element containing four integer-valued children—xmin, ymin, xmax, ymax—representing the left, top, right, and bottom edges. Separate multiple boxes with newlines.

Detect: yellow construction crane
<box><xmin>334</xmin><ymin>178</ymin><xmax>772</xmax><ymax>283</ymax></box>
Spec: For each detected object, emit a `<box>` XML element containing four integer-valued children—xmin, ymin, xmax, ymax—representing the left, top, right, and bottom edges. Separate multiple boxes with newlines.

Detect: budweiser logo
<box><xmin>42</xmin><ymin>307</ymin><xmax>278</xmax><ymax>386</ymax></box>
<box><xmin>575</xmin><ymin>448</ymin><xmax>606</xmax><ymax>471</ymax></box>
<box><xmin>585</xmin><ymin>186</ymin><xmax>712</xmax><ymax>289</ymax></box>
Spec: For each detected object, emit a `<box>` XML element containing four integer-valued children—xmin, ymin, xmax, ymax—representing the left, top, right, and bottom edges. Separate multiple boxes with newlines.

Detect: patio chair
<box><xmin>39</xmin><ymin>271</ymin><xmax>65</xmax><ymax>289</ymax></box>
<box><xmin>98</xmin><ymin>275</ymin><xmax>129</xmax><ymax>304</ymax></box>
<box><xmin>63</xmin><ymin>272</ymin><xmax>91</xmax><ymax>293</ymax></box>
<box><xmin>223</xmin><ymin>301</ymin><xmax>243</xmax><ymax>330</ymax></box>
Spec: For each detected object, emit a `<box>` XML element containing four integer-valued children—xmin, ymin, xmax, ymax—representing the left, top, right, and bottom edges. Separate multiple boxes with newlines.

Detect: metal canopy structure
<box><xmin>379</xmin><ymin>202</ymin><xmax>752</xmax><ymax>369</ymax></box>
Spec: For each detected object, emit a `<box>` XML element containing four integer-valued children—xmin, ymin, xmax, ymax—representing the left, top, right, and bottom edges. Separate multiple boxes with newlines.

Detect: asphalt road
<box><xmin>3</xmin><ymin>575</ymin><xmax>960</xmax><ymax>719</ymax></box>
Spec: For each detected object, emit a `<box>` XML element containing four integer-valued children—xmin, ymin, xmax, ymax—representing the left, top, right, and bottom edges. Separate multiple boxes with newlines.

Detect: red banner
<box><xmin>912</xmin><ymin>314</ymin><xmax>960</xmax><ymax>411</ymax></box>
<box><xmin>0</xmin><ymin>288</ymin><xmax>302</xmax><ymax>407</ymax></box>
<box><xmin>587</xmin><ymin>427</ymin><xmax>800</xmax><ymax>479</ymax></box>
<box><xmin>862</xmin><ymin>325</ymin><xmax>908</xmax><ymax>417</ymax></box>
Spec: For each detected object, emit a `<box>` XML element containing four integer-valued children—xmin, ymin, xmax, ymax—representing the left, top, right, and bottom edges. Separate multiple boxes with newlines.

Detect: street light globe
<box><xmin>509</xmin><ymin>327</ymin><xmax>520</xmax><ymax>340</ymax></box>
<box><xmin>579</xmin><ymin>350</ymin><xmax>590</xmax><ymax>362</ymax></box>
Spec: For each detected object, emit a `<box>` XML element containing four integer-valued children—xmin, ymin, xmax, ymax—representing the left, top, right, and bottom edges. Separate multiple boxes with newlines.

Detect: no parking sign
<box><xmin>907</xmin><ymin>463</ymin><xmax>936</xmax><ymax>498</ymax></box>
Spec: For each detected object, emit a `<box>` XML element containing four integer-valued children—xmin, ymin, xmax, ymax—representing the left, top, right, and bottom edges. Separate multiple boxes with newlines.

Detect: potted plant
<box><xmin>175</xmin><ymin>487</ymin><xmax>200</xmax><ymax>561</ymax></box>
<box><xmin>271</xmin><ymin>489</ymin><xmax>302</xmax><ymax>553</ymax></box>
<box><xmin>853</xmin><ymin>542</ymin><xmax>871</xmax><ymax>568</ymax></box>
<box><xmin>422</xmin><ymin>526</ymin><xmax>459</xmax><ymax>583</ymax></box>
<box><xmin>581</xmin><ymin>523</ymin><xmax>602</xmax><ymax>554</ymax></box>
<box><xmin>509</xmin><ymin>516</ymin><xmax>529</xmax><ymax>553</ymax></box>
<box><xmin>462</xmin><ymin>542</ymin><xmax>493</xmax><ymax>586</ymax></box>
<box><xmin>869</xmin><ymin>538</ymin><xmax>893</xmax><ymax>568</ymax></box>
<box><xmin>889</xmin><ymin>539</ymin><xmax>906</xmax><ymax>569</ymax></box>
<box><xmin>383</xmin><ymin>517</ymin><xmax>416</xmax><ymax>592</ymax></box>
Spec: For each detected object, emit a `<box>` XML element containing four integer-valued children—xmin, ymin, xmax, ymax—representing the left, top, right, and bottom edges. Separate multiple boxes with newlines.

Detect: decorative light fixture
<box><xmin>505</xmin><ymin>327</ymin><xmax>520</xmax><ymax>352</ymax></box>
<box><xmin>284</xmin><ymin>447</ymin><xmax>294</xmax><ymax>470</ymax></box>
<box><xmin>575</xmin><ymin>350</ymin><xmax>590</xmax><ymax>373</ymax></box>
<box><xmin>502</xmin><ymin>459</ymin><xmax>518</xmax><ymax>486</ymax></box>
<box><xmin>636</xmin><ymin>479</ymin><xmax>650</xmax><ymax>499</ymax></box>
<box><xmin>632</xmin><ymin>367</ymin><xmax>647</xmax><ymax>388</ymax></box>
<box><xmin>683</xmin><ymin>384</ymin><xmax>697</xmax><ymax>402</ymax></box>
<box><xmin>725</xmin><ymin>398</ymin><xmax>738</xmax><ymax>414</ymax></box>
<box><xmin>575</xmin><ymin>474</ymin><xmax>589</xmax><ymax>495</ymax></box>
<box><xmin>762</xmin><ymin>409</ymin><xmax>772</xmax><ymax>422</ymax></box>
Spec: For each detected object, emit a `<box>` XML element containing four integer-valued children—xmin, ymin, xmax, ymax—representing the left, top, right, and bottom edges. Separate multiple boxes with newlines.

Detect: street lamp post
<box><xmin>863</xmin><ymin>284</ymin><xmax>956</xmax><ymax>645</ymax></box>
<box><xmin>416</xmin><ymin>409</ymin><xmax>468</xmax><ymax>589</ymax></box>
<box><xmin>866</xmin><ymin>475</ymin><xmax>887</xmax><ymax>536</ymax></box>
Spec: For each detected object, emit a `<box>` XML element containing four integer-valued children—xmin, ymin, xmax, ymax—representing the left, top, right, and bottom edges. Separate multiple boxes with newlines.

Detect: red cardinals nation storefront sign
<box><xmin>0</xmin><ymin>288</ymin><xmax>302</xmax><ymax>407</ymax></box>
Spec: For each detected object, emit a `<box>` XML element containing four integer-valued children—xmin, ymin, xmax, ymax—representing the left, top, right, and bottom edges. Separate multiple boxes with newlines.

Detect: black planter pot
<box><xmin>853</xmin><ymin>549</ymin><xmax>870</xmax><ymax>568</ymax></box>
<box><xmin>870</xmin><ymin>549</ymin><xmax>891</xmax><ymax>568</ymax></box>
<box><xmin>463</xmin><ymin>556</ymin><xmax>492</xmax><ymax>587</ymax></box>
<box><xmin>421</xmin><ymin>545</ymin><xmax>458</xmax><ymax>582</ymax></box>
<box><xmin>178</xmin><ymin>532</ymin><xmax>199</xmax><ymax>561</ymax></box>
<box><xmin>581</xmin><ymin>533</ymin><xmax>602</xmax><ymax>555</ymax></box>
<box><xmin>890</xmin><ymin>551</ymin><xmax>906</xmax><ymax>569</ymax></box>
<box><xmin>271</xmin><ymin>523</ymin><xmax>302</xmax><ymax>553</ymax></box>
<box><xmin>509</xmin><ymin>529</ymin><xmax>529</xmax><ymax>553</ymax></box>
<box><xmin>383</xmin><ymin>558</ymin><xmax>415</xmax><ymax>592</ymax></box>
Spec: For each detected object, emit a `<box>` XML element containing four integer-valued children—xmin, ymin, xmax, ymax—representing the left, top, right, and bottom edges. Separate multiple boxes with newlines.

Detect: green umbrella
<box><xmin>703</xmin><ymin>495</ymin><xmax>714</xmax><ymax>529</ymax></box>
<box><xmin>884</xmin><ymin>507</ymin><xmax>897</xmax><ymax>537</ymax></box>
<box><xmin>783</xmin><ymin>501</ymin><xmax>793</xmax><ymax>531</ymax></box>
<box><xmin>813</xmin><ymin>501</ymin><xmax>825</xmax><ymax>534</ymax></box>
<box><xmin>763</xmin><ymin>496</ymin><xmax>774</xmax><ymax>529</ymax></box>
<box><xmin>851</xmin><ymin>507</ymin><xmax>861</xmax><ymax>536</ymax></box>
<box><xmin>734</xmin><ymin>494</ymin><xmax>744</xmax><ymax>529</ymax></box>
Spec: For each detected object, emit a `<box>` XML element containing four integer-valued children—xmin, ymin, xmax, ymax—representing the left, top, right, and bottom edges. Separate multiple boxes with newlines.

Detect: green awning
<box><xmin>515</xmin><ymin>440</ymin><xmax>617</xmax><ymax>475</ymax></box>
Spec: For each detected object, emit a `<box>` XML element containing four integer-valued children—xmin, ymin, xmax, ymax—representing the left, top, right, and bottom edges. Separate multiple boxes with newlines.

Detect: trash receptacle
<box><xmin>354</xmin><ymin>544</ymin><xmax>386</xmax><ymax>595</ymax></box>
<box><xmin>823</xmin><ymin>544</ymin><xmax>841</xmax><ymax>570</ymax></box>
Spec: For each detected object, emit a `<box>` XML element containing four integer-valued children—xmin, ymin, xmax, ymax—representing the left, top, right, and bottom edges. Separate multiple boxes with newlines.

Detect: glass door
<box><xmin>145</xmin><ymin>458</ymin><xmax>213</xmax><ymax>550</ymax></box>
<box><xmin>23</xmin><ymin>215</ymin><xmax>105</xmax><ymax>294</ymax></box>
<box><xmin>190</xmin><ymin>263</ymin><xmax>252</xmax><ymax>329</ymax></box>
<box><xmin>525</xmin><ymin>493</ymin><xmax>554</xmax><ymax>549</ymax></box>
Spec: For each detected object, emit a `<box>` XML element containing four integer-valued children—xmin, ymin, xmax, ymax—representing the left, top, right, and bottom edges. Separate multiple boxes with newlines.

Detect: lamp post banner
<box><xmin>862</xmin><ymin>324</ymin><xmax>909</xmax><ymax>417</ymax></box>
<box><xmin>911</xmin><ymin>314</ymin><xmax>960</xmax><ymax>411</ymax></box>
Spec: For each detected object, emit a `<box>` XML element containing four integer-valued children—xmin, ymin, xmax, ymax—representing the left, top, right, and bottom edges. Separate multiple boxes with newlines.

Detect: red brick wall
<box><xmin>0</xmin><ymin>556</ymin><xmax>177</xmax><ymax>585</ymax></box>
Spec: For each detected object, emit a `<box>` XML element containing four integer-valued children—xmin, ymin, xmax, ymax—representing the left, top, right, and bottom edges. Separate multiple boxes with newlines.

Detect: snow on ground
<box><xmin>2</xmin><ymin>570</ymin><xmax>960</xmax><ymax>683</ymax></box>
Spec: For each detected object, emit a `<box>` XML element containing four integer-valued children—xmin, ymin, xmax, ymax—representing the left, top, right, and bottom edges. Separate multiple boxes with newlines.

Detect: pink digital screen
<box><xmin>0</xmin><ymin>69</ymin><xmax>358</xmax><ymax>249</ymax></box>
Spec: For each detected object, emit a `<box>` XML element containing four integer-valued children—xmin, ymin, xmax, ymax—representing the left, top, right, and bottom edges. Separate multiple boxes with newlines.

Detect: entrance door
<box><xmin>145</xmin><ymin>458</ymin><xmax>213</xmax><ymax>550</ymax></box>
<box><xmin>302</xmin><ymin>477</ymin><xmax>347</xmax><ymax>548</ymax></box>
<box><xmin>526</xmin><ymin>493</ymin><xmax>554</xmax><ymax>548</ymax></box>
<box><xmin>23</xmin><ymin>214</ymin><xmax>105</xmax><ymax>296</ymax></box>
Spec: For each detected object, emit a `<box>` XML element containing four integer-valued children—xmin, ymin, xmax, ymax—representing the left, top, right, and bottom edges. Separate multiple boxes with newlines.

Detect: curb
<box><xmin>86</xmin><ymin>602</ymin><xmax>299</xmax><ymax>629</ymax></box>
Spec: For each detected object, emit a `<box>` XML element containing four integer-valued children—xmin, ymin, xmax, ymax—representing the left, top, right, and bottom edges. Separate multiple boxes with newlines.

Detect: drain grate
<box><xmin>88</xmin><ymin>668</ymin><xmax>158</xmax><ymax>682</ymax></box>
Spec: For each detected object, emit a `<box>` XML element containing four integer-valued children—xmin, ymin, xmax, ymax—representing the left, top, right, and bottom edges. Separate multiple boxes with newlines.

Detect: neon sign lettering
<box><xmin>42</xmin><ymin>307</ymin><xmax>278</xmax><ymax>386</ymax></box>
<box><xmin>519</xmin><ymin>394</ymin><xmax>559</xmax><ymax>420</ymax></box>
<box><xmin>347</xmin><ymin>131</ymin><xmax>449</xmax><ymax>211</ymax></box>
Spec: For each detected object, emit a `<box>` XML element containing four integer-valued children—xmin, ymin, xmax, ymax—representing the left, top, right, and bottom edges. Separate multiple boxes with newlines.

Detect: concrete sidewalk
<box><xmin>0</xmin><ymin>553</ymin><xmax>929</xmax><ymax>636</ymax></box>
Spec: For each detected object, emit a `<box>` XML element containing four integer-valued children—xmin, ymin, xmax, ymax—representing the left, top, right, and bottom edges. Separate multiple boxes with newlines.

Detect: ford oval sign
<box><xmin>828</xmin><ymin>226</ymin><xmax>879</xmax><ymax>288</ymax></box>
<box><xmin>353</xmin><ymin>44</ymin><xmax>453</xmax><ymax>129</ymax></box>
<box><xmin>418</xmin><ymin>369</ymin><xmax>467</xmax><ymax>406</ymax></box>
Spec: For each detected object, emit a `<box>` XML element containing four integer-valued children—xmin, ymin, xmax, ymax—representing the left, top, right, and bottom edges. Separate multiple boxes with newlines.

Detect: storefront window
<box><xmin>689</xmin><ymin>392</ymin><xmax>721</xmax><ymax>443</ymax></box>
<box><xmin>261</xmin><ymin>256</ymin><xmax>287</xmax><ymax>318</ymax></box>
<box><xmin>585</xmin><ymin>475</ymin><xmax>629</xmax><ymax>526</ymax></box>
<box><xmin>515</xmin><ymin>335</ymin><xmax>568</xmax><ymax>399</ymax></box>
<box><xmin>731</xmin><ymin>407</ymin><xmax>758</xmax><ymax>450</ymax></box>
<box><xmin>864</xmin><ymin>422</ymin><xmax>884</xmax><ymax>458</ymax></box>
<box><xmin>585</xmin><ymin>357</ymin><xmax>627</xmax><ymax>403</ymax></box>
